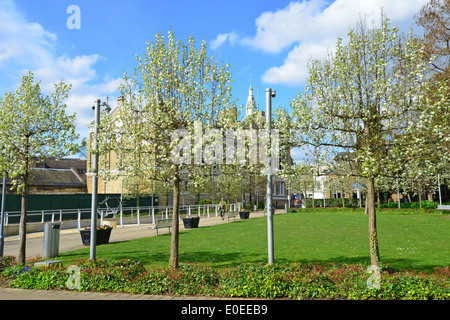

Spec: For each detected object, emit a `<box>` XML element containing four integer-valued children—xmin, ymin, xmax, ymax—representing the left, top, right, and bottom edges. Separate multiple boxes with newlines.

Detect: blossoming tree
<box><xmin>0</xmin><ymin>72</ymin><xmax>81</xmax><ymax>264</ymax></box>
<box><xmin>98</xmin><ymin>31</ymin><xmax>234</xmax><ymax>269</ymax></box>
<box><xmin>290</xmin><ymin>15</ymin><xmax>431</xmax><ymax>267</ymax></box>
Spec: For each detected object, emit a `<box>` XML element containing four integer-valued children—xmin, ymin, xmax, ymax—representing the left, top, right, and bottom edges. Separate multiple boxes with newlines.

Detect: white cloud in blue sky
<box><xmin>0</xmin><ymin>0</ymin><xmax>429</xmax><ymax>161</ymax></box>
<box><xmin>0</xmin><ymin>0</ymin><xmax>56</xmax><ymax>77</ymax></box>
<box><xmin>0</xmin><ymin>0</ymin><xmax>122</xmax><ymax>137</ymax></box>
<box><xmin>212</xmin><ymin>0</ymin><xmax>428</xmax><ymax>86</ymax></box>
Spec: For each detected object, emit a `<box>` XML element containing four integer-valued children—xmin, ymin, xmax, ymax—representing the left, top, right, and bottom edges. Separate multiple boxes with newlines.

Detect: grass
<box><xmin>58</xmin><ymin>208</ymin><xmax>450</xmax><ymax>272</ymax></box>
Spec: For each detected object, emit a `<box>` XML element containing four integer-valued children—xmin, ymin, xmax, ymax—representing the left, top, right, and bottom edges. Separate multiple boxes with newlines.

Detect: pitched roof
<box><xmin>29</xmin><ymin>168</ymin><xmax>85</xmax><ymax>187</ymax></box>
<box><xmin>42</xmin><ymin>158</ymin><xmax>86</xmax><ymax>171</ymax></box>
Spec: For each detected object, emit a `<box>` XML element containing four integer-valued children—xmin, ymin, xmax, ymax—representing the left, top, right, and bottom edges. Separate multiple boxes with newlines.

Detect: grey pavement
<box><xmin>0</xmin><ymin>286</ymin><xmax>229</xmax><ymax>300</ymax></box>
<box><xmin>1</xmin><ymin>210</ymin><xmax>276</xmax><ymax>300</ymax></box>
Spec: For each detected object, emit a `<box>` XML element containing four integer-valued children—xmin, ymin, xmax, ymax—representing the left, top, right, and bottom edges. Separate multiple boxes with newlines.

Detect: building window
<box><xmin>333</xmin><ymin>191</ymin><xmax>344</xmax><ymax>198</ymax></box>
<box><xmin>273</xmin><ymin>182</ymin><xmax>286</xmax><ymax>195</ymax></box>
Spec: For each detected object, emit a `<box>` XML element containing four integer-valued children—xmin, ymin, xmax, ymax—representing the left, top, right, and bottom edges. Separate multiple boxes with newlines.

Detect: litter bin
<box><xmin>42</xmin><ymin>222</ymin><xmax>60</xmax><ymax>259</ymax></box>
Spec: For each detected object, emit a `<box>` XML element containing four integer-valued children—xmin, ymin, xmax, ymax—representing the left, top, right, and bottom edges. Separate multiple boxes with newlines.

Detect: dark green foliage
<box><xmin>0</xmin><ymin>256</ymin><xmax>16</xmax><ymax>272</ymax></box>
<box><xmin>380</xmin><ymin>201</ymin><xmax>450</xmax><ymax>209</ymax></box>
<box><xmin>305</xmin><ymin>198</ymin><xmax>362</xmax><ymax>208</ymax></box>
<box><xmin>1</xmin><ymin>258</ymin><xmax>448</xmax><ymax>300</ymax></box>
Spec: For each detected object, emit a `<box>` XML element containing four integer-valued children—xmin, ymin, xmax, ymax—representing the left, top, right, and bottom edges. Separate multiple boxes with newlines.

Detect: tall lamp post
<box><xmin>90</xmin><ymin>99</ymin><xmax>110</xmax><ymax>261</ymax></box>
<box><xmin>265</xmin><ymin>88</ymin><xmax>276</xmax><ymax>264</ymax></box>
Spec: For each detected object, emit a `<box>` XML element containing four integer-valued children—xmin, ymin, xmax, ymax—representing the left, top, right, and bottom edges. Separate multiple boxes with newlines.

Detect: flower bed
<box><xmin>1</xmin><ymin>259</ymin><xmax>448</xmax><ymax>300</ymax></box>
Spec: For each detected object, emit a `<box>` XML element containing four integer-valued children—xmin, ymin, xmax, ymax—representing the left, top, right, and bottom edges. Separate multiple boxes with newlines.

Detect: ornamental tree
<box><xmin>290</xmin><ymin>15</ymin><xmax>431</xmax><ymax>267</ymax></box>
<box><xmin>283</xmin><ymin>161</ymin><xmax>321</xmax><ymax>208</ymax></box>
<box><xmin>401</xmin><ymin>161</ymin><xmax>439</xmax><ymax>207</ymax></box>
<box><xmin>406</xmin><ymin>0</ymin><xmax>450</xmax><ymax>181</ymax></box>
<box><xmin>98</xmin><ymin>31</ymin><xmax>234</xmax><ymax>270</ymax></box>
<box><xmin>0</xmin><ymin>72</ymin><xmax>82</xmax><ymax>264</ymax></box>
<box><xmin>414</xmin><ymin>0</ymin><xmax>450</xmax><ymax>79</ymax></box>
<box><xmin>392</xmin><ymin>78</ymin><xmax>450</xmax><ymax>191</ymax></box>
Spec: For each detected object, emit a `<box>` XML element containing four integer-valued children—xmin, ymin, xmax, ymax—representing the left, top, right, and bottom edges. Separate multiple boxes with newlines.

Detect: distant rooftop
<box><xmin>30</xmin><ymin>168</ymin><xmax>85</xmax><ymax>187</ymax></box>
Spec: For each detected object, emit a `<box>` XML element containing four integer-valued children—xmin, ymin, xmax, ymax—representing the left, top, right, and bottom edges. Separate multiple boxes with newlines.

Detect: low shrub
<box><xmin>1</xmin><ymin>258</ymin><xmax>448</xmax><ymax>300</ymax></box>
<box><xmin>0</xmin><ymin>256</ymin><xmax>16</xmax><ymax>272</ymax></box>
<box><xmin>381</xmin><ymin>201</ymin><xmax>445</xmax><ymax>210</ymax></box>
<box><xmin>196</xmin><ymin>199</ymin><xmax>212</xmax><ymax>205</ymax></box>
<box><xmin>305</xmin><ymin>198</ymin><xmax>362</xmax><ymax>208</ymax></box>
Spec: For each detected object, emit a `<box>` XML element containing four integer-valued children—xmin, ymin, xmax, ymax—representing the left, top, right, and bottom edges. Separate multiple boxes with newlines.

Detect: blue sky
<box><xmin>0</xmin><ymin>0</ymin><xmax>428</xmax><ymax>161</ymax></box>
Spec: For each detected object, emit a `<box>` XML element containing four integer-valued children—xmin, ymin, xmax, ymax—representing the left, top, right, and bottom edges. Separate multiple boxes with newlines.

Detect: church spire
<box><xmin>245</xmin><ymin>74</ymin><xmax>256</xmax><ymax>117</ymax></box>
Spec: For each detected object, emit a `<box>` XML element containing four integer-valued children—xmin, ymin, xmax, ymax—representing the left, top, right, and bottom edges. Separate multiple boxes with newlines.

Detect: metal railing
<box><xmin>2</xmin><ymin>203</ymin><xmax>242</xmax><ymax>230</ymax></box>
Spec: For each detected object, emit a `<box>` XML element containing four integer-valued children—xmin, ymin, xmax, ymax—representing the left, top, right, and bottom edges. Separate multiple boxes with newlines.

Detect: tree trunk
<box><xmin>18</xmin><ymin>142</ymin><xmax>31</xmax><ymax>265</ymax></box>
<box><xmin>302</xmin><ymin>191</ymin><xmax>307</xmax><ymax>208</ymax></box>
<box><xmin>136</xmin><ymin>196</ymin><xmax>140</xmax><ymax>216</ymax></box>
<box><xmin>18</xmin><ymin>188</ymin><xmax>27</xmax><ymax>265</ymax></box>
<box><xmin>377</xmin><ymin>191</ymin><xmax>381</xmax><ymax>209</ymax></box>
<box><xmin>366</xmin><ymin>177</ymin><xmax>380</xmax><ymax>267</ymax></box>
<box><xmin>18</xmin><ymin>158</ymin><xmax>30</xmax><ymax>265</ymax></box>
<box><xmin>365</xmin><ymin>197</ymin><xmax>368</xmax><ymax>215</ymax></box>
<box><xmin>419</xmin><ymin>191</ymin><xmax>422</xmax><ymax>209</ymax></box>
<box><xmin>170</xmin><ymin>174</ymin><xmax>181</xmax><ymax>270</ymax></box>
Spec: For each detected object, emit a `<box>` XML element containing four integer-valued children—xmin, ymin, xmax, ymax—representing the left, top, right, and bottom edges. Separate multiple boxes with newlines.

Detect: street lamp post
<box><xmin>90</xmin><ymin>99</ymin><xmax>109</xmax><ymax>261</ymax></box>
<box><xmin>266</xmin><ymin>88</ymin><xmax>275</xmax><ymax>264</ymax></box>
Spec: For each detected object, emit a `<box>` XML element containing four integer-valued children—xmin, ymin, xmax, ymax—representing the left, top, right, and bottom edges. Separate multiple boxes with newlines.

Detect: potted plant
<box><xmin>182</xmin><ymin>215</ymin><xmax>200</xmax><ymax>228</ymax></box>
<box><xmin>79</xmin><ymin>225</ymin><xmax>113</xmax><ymax>246</ymax></box>
<box><xmin>239</xmin><ymin>208</ymin><xmax>250</xmax><ymax>219</ymax></box>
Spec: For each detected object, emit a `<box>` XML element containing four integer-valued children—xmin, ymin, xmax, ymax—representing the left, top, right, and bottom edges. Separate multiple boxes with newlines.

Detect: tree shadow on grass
<box><xmin>275</xmin><ymin>255</ymin><xmax>442</xmax><ymax>272</ymax></box>
<box><xmin>60</xmin><ymin>247</ymin><xmax>442</xmax><ymax>272</ymax></box>
<box><xmin>77</xmin><ymin>249</ymin><xmax>254</xmax><ymax>268</ymax></box>
<box><xmin>60</xmin><ymin>234</ymin><xmax>443</xmax><ymax>272</ymax></box>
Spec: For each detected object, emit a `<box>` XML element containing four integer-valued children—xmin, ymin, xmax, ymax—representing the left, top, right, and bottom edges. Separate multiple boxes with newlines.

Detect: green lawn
<box><xmin>59</xmin><ymin>209</ymin><xmax>450</xmax><ymax>272</ymax></box>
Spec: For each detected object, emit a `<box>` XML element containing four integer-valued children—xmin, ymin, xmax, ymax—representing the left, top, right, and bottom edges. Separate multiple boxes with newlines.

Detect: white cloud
<box><xmin>33</xmin><ymin>55</ymin><xmax>100</xmax><ymax>90</ymax></box>
<box><xmin>290</xmin><ymin>147</ymin><xmax>309</xmax><ymax>163</ymax></box>
<box><xmin>0</xmin><ymin>0</ymin><xmax>121</xmax><ymax>140</ymax></box>
<box><xmin>241</xmin><ymin>0</ymin><xmax>328</xmax><ymax>54</ymax></box>
<box><xmin>34</xmin><ymin>54</ymin><xmax>122</xmax><ymax>137</ymax></box>
<box><xmin>0</xmin><ymin>0</ymin><xmax>56</xmax><ymax>69</ymax></box>
<box><xmin>215</xmin><ymin>0</ymin><xmax>429</xmax><ymax>86</ymax></box>
<box><xmin>262</xmin><ymin>41</ymin><xmax>333</xmax><ymax>85</ymax></box>
<box><xmin>210</xmin><ymin>32</ymin><xmax>238</xmax><ymax>50</ymax></box>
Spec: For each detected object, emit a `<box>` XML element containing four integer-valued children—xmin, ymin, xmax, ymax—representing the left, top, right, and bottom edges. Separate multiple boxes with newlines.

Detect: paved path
<box><xmin>0</xmin><ymin>286</ymin><xmax>230</xmax><ymax>300</ymax></box>
<box><xmin>1</xmin><ymin>210</ymin><xmax>277</xmax><ymax>300</ymax></box>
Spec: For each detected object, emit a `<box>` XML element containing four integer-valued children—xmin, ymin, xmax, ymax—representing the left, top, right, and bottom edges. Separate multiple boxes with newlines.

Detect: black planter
<box><xmin>183</xmin><ymin>217</ymin><xmax>200</xmax><ymax>229</ymax></box>
<box><xmin>239</xmin><ymin>211</ymin><xmax>250</xmax><ymax>219</ymax></box>
<box><xmin>80</xmin><ymin>228</ymin><xmax>112</xmax><ymax>246</ymax></box>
